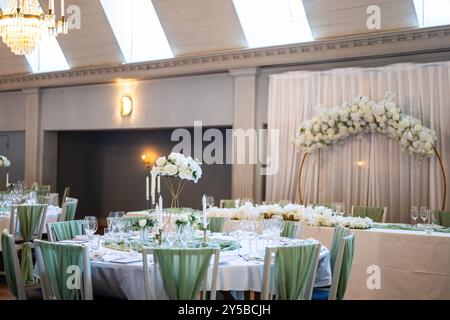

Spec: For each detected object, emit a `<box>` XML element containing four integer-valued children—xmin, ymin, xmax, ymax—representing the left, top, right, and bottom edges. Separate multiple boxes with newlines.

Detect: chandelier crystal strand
<box><xmin>0</xmin><ymin>0</ymin><xmax>68</xmax><ymax>55</ymax></box>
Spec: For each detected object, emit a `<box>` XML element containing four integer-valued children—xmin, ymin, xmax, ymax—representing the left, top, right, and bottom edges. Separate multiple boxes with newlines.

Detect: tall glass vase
<box><xmin>140</xmin><ymin>227</ymin><xmax>148</xmax><ymax>243</ymax></box>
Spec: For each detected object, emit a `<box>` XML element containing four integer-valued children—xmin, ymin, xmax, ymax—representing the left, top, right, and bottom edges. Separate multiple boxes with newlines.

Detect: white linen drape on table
<box><xmin>266</xmin><ymin>62</ymin><xmax>450</xmax><ymax>223</ymax></box>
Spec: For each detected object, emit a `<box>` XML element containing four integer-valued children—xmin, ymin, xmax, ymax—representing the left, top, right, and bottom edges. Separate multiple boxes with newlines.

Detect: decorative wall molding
<box><xmin>1</xmin><ymin>26</ymin><xmax>450</xmax><ymax>91</ymax></box>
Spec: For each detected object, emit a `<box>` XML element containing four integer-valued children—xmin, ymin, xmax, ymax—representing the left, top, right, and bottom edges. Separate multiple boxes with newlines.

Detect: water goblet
<box><xmin>83</xmin><ymin>216</ymin><xmax>98</xmax><ymax>240</ymax></box>
<box><xmin>419</xmin><ymin>206</ymin><xmax>429</xmax><ymax>225</ymax></box>
<box><xmin>410</xmin><ymin>206</ymin><xmax>418</xmax><ymax>227</ymax></box>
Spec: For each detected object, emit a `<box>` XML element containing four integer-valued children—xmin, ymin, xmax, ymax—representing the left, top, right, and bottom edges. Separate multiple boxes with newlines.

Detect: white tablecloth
<box><xmin>301</xmin><ymin>225</ymin><xmax>450</xmax><ymax>300</ymax></box>
<box><xmin>90</xmin><ymin>236</ymin><xmax>331</xmax><ymax>300</ymax></box>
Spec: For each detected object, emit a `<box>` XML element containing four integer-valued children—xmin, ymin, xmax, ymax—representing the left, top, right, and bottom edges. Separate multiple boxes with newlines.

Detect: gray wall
<box><xmin>0</xmin><ymin>131</ymin><xmax>25</xmax><ymax>190</ymax></box>
<box><xmin>57</xmin><ymin>128</ymin><xmax>232</xmax><ymax>220</ymax></box>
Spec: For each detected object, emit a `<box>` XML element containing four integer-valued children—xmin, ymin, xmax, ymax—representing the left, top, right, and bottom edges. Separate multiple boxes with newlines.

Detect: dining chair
<box><xmin>261</xmin><ymin>242</ymin><xmax>321</xmax><ymax>300</ymax></box>
<box><xmin>280</xmin><ymin>221</ymin><xmax>302</xmax><ymax>239</ymax></box>
<box><xmin>35</xmin><ymin>185</ymin><xmax>51</xmax><ymax>197</ymax></box>
<box><xmin>329</xmin><ymin>225</ymin><xmax>352</xmax><ymax>272</ymax></box>
<box><xmin>47</xmin><ymin>220</ymin><xmax>85</xmax><ymax>242</ymax></box>
<box><xmin>34</xmin><ymin>240</ymin><xmax>93</xmax><ymax>300</ymax></box>
<box><xmin>142</xmin><ymin>247</ymin><xmax>220</xmax><ymax>300</ymax></box>
<box><xmin>208</xmin><ymin>217</ymin><xmax>225</xmax><ymax>233</ymax></box>
<box><xmin>433</xmin><ymin>210</ymin><xmax>450</xmax><ymax>227</ymax></box>
<box><xmin>60</xmin><ymin>187</ymin><xmax>70</xmax><ymax>208</ymax></box>
<box><xmin>1</xmin><ymin>230</ymin><xmax>42</xmax><ymax>300</ymax></box>
<box><xmin>9</xmin><ymin>204</ymin><xmax>48</xmax><ymax>286</ymax></box>
<box><xmin>312</xmin><ymin>234</ymin><xmax>355</xmax><ymax>300</ymax></box>
<box><xmin>60</xmin><ymin>197</ymin><xmax>78</xmax><ymax>221</ymax></box>
<box><xmin>220</xmin><ymin>199</ymin><xmax>237</xmax><ymax>208</ymax></box>
<box><xmin>351</xmin><ymin>205</ymin><xmax>387</xmax><ymax>223</ymax></box>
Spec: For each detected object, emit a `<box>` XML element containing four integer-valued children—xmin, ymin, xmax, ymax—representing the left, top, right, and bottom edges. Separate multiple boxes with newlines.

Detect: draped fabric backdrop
<box><xmin>266</xmin><ymin>62</ymin><xmax>450</xmax><ymax>223</ymax></box>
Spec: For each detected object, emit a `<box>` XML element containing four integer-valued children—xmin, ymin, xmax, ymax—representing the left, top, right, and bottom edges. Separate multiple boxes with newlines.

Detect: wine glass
<box><xmin>410</xmin><ymin>206</ymin><xmax>418</xmax><ymax>227</ymax></box>
<box><xmin>83</xmin><ymin>216</ymin><xmax>98</xmax><ymax>240</ymax></box>
<box><xmin>419</xmin><ymin>207</ymin><xmax>429</xmax><ymax>225</ymax></box>
<box><xmin>205</xmin><ymin>196</ymin><xmax>215</xmax><ymax>209</ymax></box>
<box><xmin>165</xmin><ymin>231</ymin><xmax>177</xmax><ymax>247</ymax></box>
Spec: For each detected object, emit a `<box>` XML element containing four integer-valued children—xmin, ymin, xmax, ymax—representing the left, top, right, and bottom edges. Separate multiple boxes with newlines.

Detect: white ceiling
<box><xmin>0</xmin><ymin>0</ymin><xmax>439</xmax><ymax>77</ymax></box>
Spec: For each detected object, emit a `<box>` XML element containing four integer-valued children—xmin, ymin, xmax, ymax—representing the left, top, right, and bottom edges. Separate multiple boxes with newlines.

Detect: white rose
<box><xmin>138</xmin><ymin>219</ymin><xmax>147</xmax><ymax>228</ymax></box>
<box><xmin>156</xmin><ymin>156</ymin><xmax>167</xmax><ymax>167</ymax></box>
<box><xmin>164</xmin><ymin>163</ymin><xmax>178</xmax><ymax>176</ymax></box>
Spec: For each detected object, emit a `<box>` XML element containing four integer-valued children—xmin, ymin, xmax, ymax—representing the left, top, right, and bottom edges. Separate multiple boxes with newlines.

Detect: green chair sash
<box><xmin>353</xmin><ymin>206</ymin><xmax>385</xmax><ymax>222</ymax></box>
<box><xmin>433</xmin><ymin>210</ymin><xmax>450</xmax><ymax>228</ymax></box>
<box><xmin>330</xmin><ymin>225</ymin><xmax>351</xmax><ymax>275</ymax></box>
<box><xmin>64</xmin><ymin>199</ymin><xmax>78</xmax><ymax>221</ymax></box>
<box><xmin>336</xmin><ymin>235</ymin><xmax>355</xmax><ymax>300</ymax></box>
<box><xmin>17</xmin><ymin>204</ymin><xmax>46</xmax><ymax>286</ymax></box>
<box><xmin>1</xmin><ymin>231</ymin><xmax>18</xmax><ymax>298</ymax></box>
<box><xmin>275</xmin><ymin>243</ymin><xmax>321</xmax><ymax>300</ymax></box>
<box><xmin>281</xmin><ymin>221</ymin><xmax>296</xmax><ymax>239</ymax></box>
<box><xmin>35</xmin><ymin>185</ymin><xmax>51</xmax><ymax>197</ymax></box>
<box><xmin>48</xmin><ymin>220</ymin><xmax>85</xmax><ymax>242</ymax></box>
<box><xmin>208</xmin><ymin>217</ymin><xmax>225</xmax><ymax>233</ymax></box>
<box><xmin>221</xmin><ymin>200</ymin><xmax>236</xmax><ymax>208</ymax></box>
<box><xmin>153</xmin><ymin>248</ymin><xmax>214</xmax><ymax>300</ymax></box>
<box><xmin>38</xmin><ymin>241</ymin><xmax>85</xmax><ymax>300</ymax></box>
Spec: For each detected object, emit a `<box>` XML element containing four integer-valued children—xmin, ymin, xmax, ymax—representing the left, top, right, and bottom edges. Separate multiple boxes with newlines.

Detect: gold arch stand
<box><xmin>297</xmin><ymin>147</ymin><xmax>447</xmax><ymax>210</ymax></box>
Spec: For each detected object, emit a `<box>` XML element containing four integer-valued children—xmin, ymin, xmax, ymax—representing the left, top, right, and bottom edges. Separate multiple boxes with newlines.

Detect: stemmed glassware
<box><xmin>410</xmin><ymin>206</ymin><xmax>418</xmax><ymax>227</ymax></box>
<box><xmin>419</xmin><ymin>207</ymin><xmax>430</xmax><ymax>225</ymax></box>
<box><xmin>205</xmin><ymin>196</ymin><xmax>215</xmax><ymax>209</ymax></box>
<box><xmin>83</xmin><ymin>216</ymin><xmax>98</xmax><ymax>241</ymax></box>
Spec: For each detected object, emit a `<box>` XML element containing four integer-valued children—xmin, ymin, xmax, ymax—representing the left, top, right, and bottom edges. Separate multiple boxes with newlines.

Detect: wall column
<box><xmin>23</xmin><ymin>88</ymin><xmax>41</xmax><ymax>187</ymax></box>
<box><xmin>229</xmin><ymin>67</ymin><xmax>258</xmax><ymax>201</ymax></box>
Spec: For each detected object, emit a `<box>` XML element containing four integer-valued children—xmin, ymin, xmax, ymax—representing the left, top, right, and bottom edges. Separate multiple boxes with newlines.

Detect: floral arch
<box><xmin>293</xmin><ymin>92</ymin><xmax>447</xmax><ymax>210</ymax></box>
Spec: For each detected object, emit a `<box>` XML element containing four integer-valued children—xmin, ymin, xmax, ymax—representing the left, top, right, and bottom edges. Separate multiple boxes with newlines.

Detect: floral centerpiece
<box><xmin>152</xmin><ymin>152</ymin><xmax>202</xmax><ymax>208</ymax></box>
<box><xmin>293</xmin><ymin>92</ymin><xmax>436</xmax><ymax>157</ymax></box>
<box><xmin>135</xmin><ymin>216</ymin><xmax>158</xmax><ymax>242</ymax></box>
<box><xmin>0</xmin><ymin>155</ymin><xmax>10</xmax><ymax>168</ymax></box>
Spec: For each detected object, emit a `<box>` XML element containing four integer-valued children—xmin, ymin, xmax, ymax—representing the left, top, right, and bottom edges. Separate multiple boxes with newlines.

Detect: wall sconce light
<box><xmin>356</xmin><ymin>161</ymin><xmax>365</xmax><ymax>167</ymax></box>
<box><xmin>141</xmin><ymin>153</ymin><xmax>157</xmax><ymax>169</ymax></box>
<box><xmin>120</xmin><ymin>96</ymin><xmax>133</xmax><ymax>117</ymax></box>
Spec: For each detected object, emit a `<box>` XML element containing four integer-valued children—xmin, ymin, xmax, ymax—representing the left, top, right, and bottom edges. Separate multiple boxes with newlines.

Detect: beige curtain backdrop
<box><xmin>266</xmin><ymin>62</ymin><xmax>450</xmax><ymax>223</ymax></box>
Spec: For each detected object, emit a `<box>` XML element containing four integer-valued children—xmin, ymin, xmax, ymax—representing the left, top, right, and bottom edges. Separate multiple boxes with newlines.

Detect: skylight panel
<box><xmin>0</xmin><ymin>0</ymin><xmax>70</xmax><ymax>73</ymax></box>
<box><xmin>232</xmin><ymin>0</ymin><xmax>313</xmax><ymax>48</ymax></box>
<box><xmin>100</xmin><ymin>0</ymin><xmax>173</xmax><ymax>63</ymax></box>
<box><xmin>414</xmin><ymin>0</ymin><xmax>450</xmax><ymax>27</ymax></box>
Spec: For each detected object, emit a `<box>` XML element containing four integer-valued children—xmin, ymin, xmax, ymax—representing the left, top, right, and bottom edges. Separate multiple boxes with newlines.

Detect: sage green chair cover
<box><xmin>38</xmin><ymin>241</ymin><xmax>85</xmax><ymax>300</ymax></box>
<box><xmin>336</xmin><ymin>235</ymin><xmax>355</xmax><ymax>300</ymax></box>
<box><xmin>35</xmin><ymin>185</ymin><xmax>51</xmax><ymax>197</ymax></box>
<box><xmin>220</xmin><ymin>199</ymin><xmax>236</xmax><ymax>208</ymax></box>
<box><xmin>37</xmin><ymin>196</ymin><xmax>49</xmax><ymax>205</ymax></box>
<box><xmin>281</xmin><ymin>221</ymin><xmax>296</xmax><ymax>238</ymax></box>
<box><xmin>153</xmin><ymin>248</ymin><xmax>214</xmax><ymax>300</ymax></box>
<box><xmin>17</xmin><ymin>204</ymin><xmax>46</xmax><ymax>286</ymax></box>
<box><xmin>208</xmin><ymin>217</ymin><xmax>225</xmax><ymax>233</ymax></box>
<box><xmin>63</xmin><ymin>198</ymin><xmax>78</xmax><ymax>221</ymax></box>
<box><xmin>275</xmin><ymin>243</ymin><xmax>321</xmax><ymax>300</ymax></box>
<box><xmin>48</xmin><ymin>220</ymin><xmax>84</xmax><ymax>242</ymax></box>
<box><xmin>1</xmin><ymin>230</ymin><xmax>19</xmax><ymax>298</ymax></box>
<box><xmin>433</xmin><ymin>210</ymin><xmax>450</xmax><ymax>227</ymax></box>
<box><xmin>353</xmin><ymin>206</ymin><xmax>385</xmax><ymax>222</ymax></box>
<box><xmin>330</xmin><ymin>225</ymin><xmax>351</xmax><ymax>274</ymax></box>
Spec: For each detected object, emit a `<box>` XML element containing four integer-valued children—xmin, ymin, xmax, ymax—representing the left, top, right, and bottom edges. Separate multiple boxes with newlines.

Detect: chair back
<box><xmin>220</xmin><ymin>199</ymin><xmax>237</xmax><ymax>208</ymax></box>
<box><xmin>35</xmin><ymin>185</ymin><xmax>51</xmax><ymax>197</ymax></box>
<box><xmin>281</xmin><ymin>221</ymin><xmax>301</xmax><ymax>239</ymax></box>
<box><xmin>61</xmin><ymin>187</ymin><xmax>70</xmax><ymax>208</ymax></box>
<box><xmin>328</xmin><ymin>234</ymin><xmax>355</xmax><ymax>300</ymax></box>
<box><xmin>208</xmin><ymin>217</ymin><xmax>225</xmax><ymax>233</ymax></box>
<box><xmin>352</xmin><ymin>206</ymin><xmax>387</xmax><ymax>223</ymax></box>
<box><xmin>1</xmin><ymin>230</ymin><xmax>26</xmax><ymax>300</ymax></box>
<box><xmin>142</xmin><ymin>247</ymin><xmax>220</xmax><ymax>300</ymax></box>
<box><xmin>34</xmin><ymin>240</ymin><xmax>92</xmax><ymax>300</ymax></box>
<box><xmin>433</xmin><ymin>210</ymin><xmax>450</xmax><ymax>227</ymax></box>
<box><xmin>60</xmin><ymin>197</ymin><xmax>78</xmax><ymax>221</ymax></box>
<box><xmin>330</xmin><ymin>225</ymin><xmax>351</xmax><ymax>273</ymax></box>
<box><xmin>9</xmin><ymin>204</ymin><xmax>48</xmax><ymax>241</ymax></box>
<box><xmin>261</xmin><ymin>242</ymin><xmax>321</xmax><ymax>300</ymax></box>
<box><xmin>47</xmin><ymin>220</ymin><xmax>85</xmax><ymax>242</ymax></box>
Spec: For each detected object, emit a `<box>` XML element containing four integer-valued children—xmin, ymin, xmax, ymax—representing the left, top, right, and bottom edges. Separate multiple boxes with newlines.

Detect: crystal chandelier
<box><xmin>0</xmin><ymin>0</ymin><xmax>69</xmax><ymax>55</ymax></box>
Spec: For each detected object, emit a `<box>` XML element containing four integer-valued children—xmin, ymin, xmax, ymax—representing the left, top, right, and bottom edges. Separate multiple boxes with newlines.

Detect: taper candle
<box><xmin>202</xmin><ymin>195</ymin><xmax>207</xmax><ymax>229</ymax></box>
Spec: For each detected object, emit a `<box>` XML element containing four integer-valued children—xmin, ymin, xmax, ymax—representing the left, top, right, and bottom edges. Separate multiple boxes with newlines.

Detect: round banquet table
<box><xmin>90</xmin><ymin>235</ymin><xmax>331</xmax><ymax>300</ymax></box>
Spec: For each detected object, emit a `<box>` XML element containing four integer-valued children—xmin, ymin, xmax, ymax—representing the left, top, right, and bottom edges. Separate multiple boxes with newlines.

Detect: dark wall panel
<box><xmin>57</xmin><ymin>128</ymin><xmax>232</xmax><ymax>221</ymax></box>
